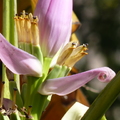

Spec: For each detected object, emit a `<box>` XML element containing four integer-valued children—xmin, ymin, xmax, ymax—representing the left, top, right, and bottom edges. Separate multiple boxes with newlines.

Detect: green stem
<box><xmin>10</xmin><ymin>0</ymin><xmax>17</xmax><ymax>46</ymax></box>
<box><xmin>25</xmin><ymin>43</ymin><xmax>32</xmax><ymax>54</ymax></box>
<box><xmin>3</xmin><ymin>0</ymin><xmax>10</xmax><ymax>40</ymax></box>
<box><xmin>2</xmin><ymin>0</ymin><xmax>10</xmax><ymax>99</ymax></box>
<box><xmin>9</xmin><ymin>0</ymin><xmax>20</xmax><ymax>91</ymax></box>
<box><xmin>24</xmin><ymin>76</ymin><xmax>48</xmax><ymax>120</ymax></box>
<box><xmin>81</xmin><ymin>72</ymin><xmax>120</xmax><ymax>120</ymax></box>
<box><xmin>42</xmin><ymin>57</ymin><xmax>52</xmax><ymax>80</ymax></box>
<box><xmin>32</xmin><ymin>45</ymin><xmax>43</xmax><ymax>64</ymax></box>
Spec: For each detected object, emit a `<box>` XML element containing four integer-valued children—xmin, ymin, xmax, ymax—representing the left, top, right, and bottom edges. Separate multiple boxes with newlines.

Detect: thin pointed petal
<box><xmin>39</xmin><ymin>67</ymin><xmax>116</xmax><ymax>95</ymax></box>
<box><xmin>34</xmin><ymin>0</ymin><xmax>72</xmax><ymax>57</ymax></box>
<box><xmin>0</xmin><ymin>34</ymin><xmax>42</xmax><ymax>77</ymax></box>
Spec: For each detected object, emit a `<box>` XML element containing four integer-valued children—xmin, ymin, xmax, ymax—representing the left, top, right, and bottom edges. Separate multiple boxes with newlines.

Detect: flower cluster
<box><xmin>0</xmin><ymin>0</ymin><xmax>115</xmax><ymax>95</ymax></box>
<box><xmin>0</xmin><ymin>0</ymin><xmax>116</xmax><ymax>119</ymax></box>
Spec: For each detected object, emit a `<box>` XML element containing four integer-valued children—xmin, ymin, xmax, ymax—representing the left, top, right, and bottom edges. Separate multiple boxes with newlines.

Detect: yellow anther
<box><xmin>33</xmin><ymin>16</ymin><xmax>39</xmax><ymax>23</ymax></box>
<box><xmin>29</xmin><ymin>13</ymin><xmax>33</xmax><ymax>22</ymax></box>
<box><xmin>72</xmin><ymin>42</ymin><xmax>78</xmax><ymax>48</ymax></box>
<box><xmin>14</xmin><ymin>11</ymin><xmax>40</xmax><ymax>46</ymax></box>
<box><xmin>57</xmin><ymin>42</ymin><xmax>78</xmax><ymax>65</ymax></box>
<box><xmin>63</xmin><ymin>44</ymin><xmax>88</xmax><ymax>67</ymax></box>
<box><xmin>21</xmin><ymin>10</ymin><xmax>26</xmax><ymax>18</ymax></box>
<box><xmin>57</xmin><ymin>42</ymin><xmax>88</xmax><ymax>67</ymax></box>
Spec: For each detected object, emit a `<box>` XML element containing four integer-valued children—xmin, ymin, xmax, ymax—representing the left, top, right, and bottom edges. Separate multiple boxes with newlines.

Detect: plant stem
<box><xmin>10</xmin><ymin>0</ymin><xmax>20</xmax><ymax>91</ymax></box>
<box><xmin>3</xmin><ymin>0</ymin><xmax>10</xmax><ymax>40</ymax></box>
<box><xmin>2</xmin><ymin>0</ymin><xmax>10</xmax><ymax>99</ymax></box>
<box><xmin>24</xmin><ymin>76</ymin><xmax>48</xmax><ymax>120</ymax></box>
<box><xmin>81</xmin><ymin>72</ymin><xmax>120</xmax><ymax>120</ymax></box>
<box><xmin>10</xmin><ymin>0</ymin><xmax>17</xmax><ymax>46</ymax></box>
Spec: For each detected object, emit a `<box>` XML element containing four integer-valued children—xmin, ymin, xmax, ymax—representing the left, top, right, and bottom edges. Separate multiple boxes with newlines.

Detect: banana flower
<box><xmin>0</xmin><ymin>33</ymin><xmax>116</xmax><ymax>95</ymax></box>
<box><xmin>0</xmin><ymin>0</ymin><xmax>116</xmax><ymax>96</ymax></box>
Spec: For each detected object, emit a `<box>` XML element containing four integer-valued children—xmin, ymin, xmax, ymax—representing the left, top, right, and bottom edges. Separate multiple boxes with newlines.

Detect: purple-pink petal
<box><xmin>34</xmin><ymin>0</ymin><xmax>72</xmax><ymax>57</ymax></box>
<box><xmin>0</xmin><ymin>34</ymin><xmax>42</xmax><ymax>77</ymax></box>
<box><xmin>39</xmin><ymin>67</ymin><xmax>116</xmax><ymax>96</ymax></box>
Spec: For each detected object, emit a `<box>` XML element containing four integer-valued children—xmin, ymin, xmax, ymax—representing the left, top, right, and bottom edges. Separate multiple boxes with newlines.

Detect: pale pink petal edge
<box><xmin>39</xmin><ymin>67</ymin><xmax>116</xmax><ymax>95</ymax></box>
<box><xmin>0</xmin><ymin>33</ymin><xmax>42</xmax><ymax>77</ymax></box>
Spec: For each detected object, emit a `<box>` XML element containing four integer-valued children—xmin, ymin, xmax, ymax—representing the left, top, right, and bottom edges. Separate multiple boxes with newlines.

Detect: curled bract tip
<box><xmin>97</xmin><ymin>67</ymin><xmax>116</xmax><ymax>82</ymax></box>
<box><xmin>39</xmin><ymin>67</ymin><xmax>116</xmax><ymax>96</ymax></box>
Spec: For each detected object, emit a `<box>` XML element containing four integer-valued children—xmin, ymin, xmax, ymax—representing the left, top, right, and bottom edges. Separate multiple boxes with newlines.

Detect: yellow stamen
<box><xmin>14</xmin><ymin>11</ymin><xmax>40</xmax><ymax>46</ymax></box>
<box><xmin>64</xmin><ymin>44</ymin><xmax>88</xmax><ymax>67</ymax></box>
<box><xmin>31</xmin><ymin>16</ymin><xmax>39</xmax><ymax>45</ymax></box>
<box><xmin>57</xmin><ymin>42</ymin><xmax>88</xmax><ymax>67</ymax></box>
<box><xmin>57</xmin><ymin>42</ymin><xmax>78</xmax><ymax>65</ymax></box>
<box><xmin>24</xmin><ymin>13</ymin><xmax>32</xmax><ymax>43</ymax></box>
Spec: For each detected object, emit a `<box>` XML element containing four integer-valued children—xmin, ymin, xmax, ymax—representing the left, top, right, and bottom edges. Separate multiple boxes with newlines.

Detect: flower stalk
<box><xmin>2</xmin><ymin>0</ymin><xmax>11</xmax><ymax>99</ymax></box>
<box><xmin>3</xmin><ymin>0</ymin><xmax>10</xmax><ymax>40</ymax></box>
<box><xmin>0</xmin><ymin>82</ymin><xmax>5</xmax><ymax>108</ymax></box>
<box><xmin>23</xmin><ymin>76</ymin><xmax>48</xmax><ymax>119</ymax></box>
<box><xmin>9</xmin><ymin>3</ymin><xmax>20</xmax><ymax>92</ymax></box>
<box><xmin>10</xmin><ymin>0</ymin><xmax>17</xmax><ymax>46</ymax></box>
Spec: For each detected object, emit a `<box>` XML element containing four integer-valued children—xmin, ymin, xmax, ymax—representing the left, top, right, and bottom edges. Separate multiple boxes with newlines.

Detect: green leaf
<box><xmin>81</xmin><ymin>72</ymin><xmax>120</xmax><ymax>120</ymax></box>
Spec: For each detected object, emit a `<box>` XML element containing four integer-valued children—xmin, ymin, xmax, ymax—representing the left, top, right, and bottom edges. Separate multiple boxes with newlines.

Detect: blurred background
<box><xmin>0</xmin><ymin>0</ymin><xmax>120</xmax><ymax>119</ymax></box>
<box><xmin>73</xmin><ymin>0</ymin><xmax>120</xmax><ymax>120</ymax></box>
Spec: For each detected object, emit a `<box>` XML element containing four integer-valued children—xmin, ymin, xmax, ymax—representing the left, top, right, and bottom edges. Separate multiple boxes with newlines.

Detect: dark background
<box><xmin>73</xmin><ymin>0</ymin><xmax>120</xmax><ymax>120</ymax></box>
